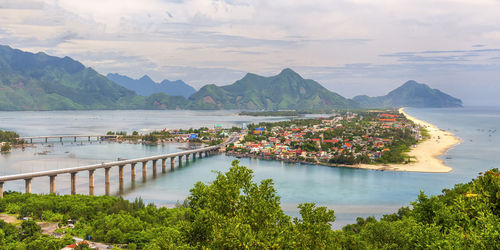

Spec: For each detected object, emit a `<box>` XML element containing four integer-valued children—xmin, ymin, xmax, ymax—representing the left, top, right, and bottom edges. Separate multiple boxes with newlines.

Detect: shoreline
<box><xmin>353</xmin><ymin>108</ymin><xmax>460</xmax><ymax>173</ymax></box>
<box><xmin>227</xmin><ymin>108</ymin><xmax>460</xmax><ymax>173</ymax></box>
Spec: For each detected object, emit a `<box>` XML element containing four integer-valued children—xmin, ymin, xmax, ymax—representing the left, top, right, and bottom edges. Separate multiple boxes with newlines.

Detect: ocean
<box><xmin>0</xmin><ymin>107</ymin><xmax>498</xmax><ymax>228</ymax></box>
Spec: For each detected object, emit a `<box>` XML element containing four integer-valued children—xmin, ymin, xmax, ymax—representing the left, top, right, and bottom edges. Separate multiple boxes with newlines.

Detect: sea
<box><xmin>0</xmin><ymin>107</ymin><xmax>498</xmax><ymax>228</ymax></box>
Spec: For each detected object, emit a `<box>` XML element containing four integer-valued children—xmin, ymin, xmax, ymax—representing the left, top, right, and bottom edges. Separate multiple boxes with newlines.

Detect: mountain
<box><xmin>187</xmin><ymin>68</ymin><xmax>358</xmax><ymax>110</ymax></box>
<box><xmin>0</xmin><ymin>45</ymin><xmax>193</xmax><ymax>110</ymax></box>
<box><xmin>352</xmin><ymin>80</ymin><xmax>463</xmax><ymax>108</ymax></box>
<box><xmin>106</xmin><ymin>73</ymin><xmax>196</xmax><ymax>98</ymax></box>
<box><xmin>0</xmin><ymin>45</ymin><xmax>143</xmax><ymax>110</ymax></box>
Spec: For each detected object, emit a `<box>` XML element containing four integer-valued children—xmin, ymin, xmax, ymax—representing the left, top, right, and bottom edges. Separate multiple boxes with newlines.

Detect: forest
<box><xmin>0</xmin><ymin>161</ymin><xmax>498</xmax><ymax>249</ymax></box>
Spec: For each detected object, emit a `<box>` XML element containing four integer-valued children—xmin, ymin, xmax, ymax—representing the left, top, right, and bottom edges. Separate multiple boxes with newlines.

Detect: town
<box><xmin>226</xmin><ymin>110</ymin><xmax>424</xmax><ymax>166</ymax></box>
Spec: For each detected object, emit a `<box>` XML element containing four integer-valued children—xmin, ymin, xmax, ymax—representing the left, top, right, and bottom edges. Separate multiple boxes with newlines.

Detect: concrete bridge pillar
<box><xmin>171</xmin><ymin>157</ymin><xmax>175</xmax><ymax>170</ymax></box>
<box><xmin>152</xmin><ymin>160</ymin><xmax>157</xmax><ymax>177</ymax></box>
<box><xmin>162</xmin><ymin>158</ymin><xmax>167</xmax><ymax>173</ymax></box>
<box><xmin>88</xmin><ymin>136</ymin><xmax>91</xmax><ymax>141</ymax></box>
<box><xmin>193</xmin><ymin>153</ymin><xmax>196</xmax><ymax>159</ymax></box>
<box><xmin>74</xmin><ymin>137</ymin><xmax>77</xmax><ymax>142</ymax></box>
<box><xmin>119</xmin><ymin>165</ymin><xmax>124</xmax><ymax>186</ymax></box>
<box><xmin>30</xmin><ymin>138</ymin><xmax>33</xmax><ymax>143</ymax></box>
<box><xmin>49</xmin><ymin>175</ymin><xmax>56</xmax><ymax>194</ymax></box>
<box><xmin>60</xmin><ymin>137</ymin><xmax>62</xmax><ymax>142</ymax></box>
<box><xmin>142</xmin><ymin>161</ymin><xmax>147</xmax><ymax>182</ymax></box>
<box><xmin>118</xmin><ymin>165</ymin><xmax>124</xmax><ymax>193</ymax></box>
<box><xmin>71</xmin><ymin>173</ymin><xmax>77</xmax><ymax>195</ymax></box>
<box><xmin>105</xmin><ymin>167</ymin><xmax>111</xmax><ymax>196</ymax></box>
<box><xmin>185</xmin><ymin>154</ymin><xmax>189</xmax><ymax>162</ymax></box>
<box><xmin>178</xmin><ymin>155</ymin><xmax>183</xmax><ymax>165</ymax></box>
<box><xmin>45</xmin><ymin>138</ymin><xmax>47</xmax><ymax>143</ymax></box>
<box><xmin>25</xmin><ymin>178</ymin><xmax>32</xmax><ymax>194</ymax></box>
<box><xmin>199</xmin><ymin>152</ymin><xmax>203</xmax><ymax>158</ymax></box>
<box><xmin>89</xmin><ymin>170</ymin><xmax>95</xmax><ymax>196</ymax></box>
<box><xmin>131</xmin><ymin>163</ymin><xmax>136</xmax><ymax>182</ymax></box>
<box><xmin>0</xmin><ymin>182</ymin><xmax>3</xmax><ymax>199</ymax></box>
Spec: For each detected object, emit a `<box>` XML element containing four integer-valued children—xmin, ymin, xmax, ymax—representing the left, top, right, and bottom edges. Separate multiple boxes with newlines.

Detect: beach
<box><xmin>354</xmin><ymin>108</ymin><xmax>461</xmax><ymax>173</ymax></box>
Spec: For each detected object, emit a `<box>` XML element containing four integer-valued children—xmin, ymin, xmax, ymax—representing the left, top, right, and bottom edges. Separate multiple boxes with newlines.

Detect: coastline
<box><xmin>227</xmin><ymin>108</ymin><xmax>460</xmax><ymax>173</ymax></box>
<box><xmin>353</xmin><ymin>107</ymin><xmax>460</xmax><ymax>173</ymax></box>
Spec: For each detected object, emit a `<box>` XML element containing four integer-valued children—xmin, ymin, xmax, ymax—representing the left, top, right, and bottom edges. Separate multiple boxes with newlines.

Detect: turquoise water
<box><xmin>0</xmin><ymin>108</ymin><xmax>498</xmax><ymax>228</ymax></box>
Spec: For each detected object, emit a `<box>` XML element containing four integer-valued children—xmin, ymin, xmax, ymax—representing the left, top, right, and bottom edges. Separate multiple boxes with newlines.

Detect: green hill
<box><xmin>352</xmin><ymin>80</ymin><xmax>463</xmax><ymax>108</ymax></box>
<box><xmin>0</xmin><ymin>45</ymin><xmax>192</xmax><ymax>110</ymax></box>
<box><xmin>188</xmin><ymin>68</ymin><xmax>358</xmax><ymax>110</ymax></box>
<box><xmin>0</xmin><ymin>45</ymin><xmax>145</xmax><ymax>110</ymax></box>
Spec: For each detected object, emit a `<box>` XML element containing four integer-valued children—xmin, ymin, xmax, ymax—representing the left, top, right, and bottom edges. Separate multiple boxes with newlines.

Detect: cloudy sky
<box><xmin>1</xmin><ymin>0</ymin><xmax>499</xmax><ymax>105</ymax></box>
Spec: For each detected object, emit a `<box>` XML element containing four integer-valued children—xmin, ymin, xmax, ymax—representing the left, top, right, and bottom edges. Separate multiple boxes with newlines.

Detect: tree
<box><xmin>1</xmin><ymin>142</ymin><xmax>11</xmax><ymax>152</ymax></box>
<box><xmin>20</xmin><ymin>220</ymin><xmax>41</xmax><ymax>239</ymax></box>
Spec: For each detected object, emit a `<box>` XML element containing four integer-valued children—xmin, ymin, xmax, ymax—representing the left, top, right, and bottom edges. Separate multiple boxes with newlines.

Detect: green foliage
<box><xmin>20</xmin><ymin>220</ymin><xmax>41</xmax><ymax>240</ymax></box>
<box><xmin>1</xmin><ymin>142</ymin><xmax>11</xmax><ymax>152</ymax></box>
<box><xmin>0</xmin><ymin>130</ymin><xmax>20</xmax><ymax>143</ymax></box>
<box><xmin>338</xmin><ymin>168</ymin><xmax>500</xmax><ymax>249</ymax></box>
<box><xmin>188</xmin><ymin>68</ymin><xmax>358</xmax><ymax>110</ymax></box>
<box><xmin>0</xmin><ymin>166</ymin><xmax>498</xmax><ymax>249</ymax></box>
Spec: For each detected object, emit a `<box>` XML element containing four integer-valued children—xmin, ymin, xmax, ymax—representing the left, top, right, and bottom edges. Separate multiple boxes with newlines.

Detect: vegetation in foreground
<box><xmin>0</xmin><ymin>161</ymin><xmax>498</xmax><ymax>249</ymax></box>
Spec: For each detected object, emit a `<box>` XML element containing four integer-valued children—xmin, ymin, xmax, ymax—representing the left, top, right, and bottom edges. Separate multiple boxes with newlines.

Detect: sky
<box><xmin>0</xmin><ymin>0</ymin><xmax>499</xmax><ymax>105</ymax></box>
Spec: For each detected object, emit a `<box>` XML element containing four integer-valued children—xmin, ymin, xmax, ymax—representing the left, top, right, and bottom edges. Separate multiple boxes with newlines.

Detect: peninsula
<box><xmin>226</xmin><ymin>109</ymin><xmax>461</xmax><ymax>173</ymax></box>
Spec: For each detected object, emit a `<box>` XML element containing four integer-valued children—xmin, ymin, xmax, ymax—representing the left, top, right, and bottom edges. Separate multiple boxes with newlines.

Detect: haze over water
<box><xmin>0</xmin><ymin>107</ymin><xmax>498</xmax><ymax>228</ymax></box>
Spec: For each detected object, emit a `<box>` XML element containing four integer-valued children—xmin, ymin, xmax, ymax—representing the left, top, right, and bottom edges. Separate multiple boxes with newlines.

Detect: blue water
<box><xmin>0</xmin><ymin>107</ymin><xmax>498</xmax><ymax>228</ymax></box>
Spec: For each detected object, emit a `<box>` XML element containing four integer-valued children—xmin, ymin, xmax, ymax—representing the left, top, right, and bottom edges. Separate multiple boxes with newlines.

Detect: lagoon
<box><xmin>1</xmin><ymin>108</ymin><xmax>498</xmax><ymax>228</ymax></box>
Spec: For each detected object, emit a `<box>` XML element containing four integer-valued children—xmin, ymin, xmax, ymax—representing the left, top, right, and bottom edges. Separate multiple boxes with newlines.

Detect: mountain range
<box><xmin>187</xmin><ymin>68</ymin><xmax>357</xmax><ymax>110</ymax></box>
<box><xmin>106</xmin><ymin>73</ymin><xmax>196</xmax><ymax>98</ymax></box>
<box><xmin>0</xmin><ymin>45</ymin><xmax>463</xmax><ymax>111</ymax></box>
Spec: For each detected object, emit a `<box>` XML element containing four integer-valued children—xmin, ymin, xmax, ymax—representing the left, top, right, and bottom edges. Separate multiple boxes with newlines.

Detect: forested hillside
<box><xmin>188</xmin><ymin>69</ymin><xmax>358</xmax><ymax>110</ymax></box>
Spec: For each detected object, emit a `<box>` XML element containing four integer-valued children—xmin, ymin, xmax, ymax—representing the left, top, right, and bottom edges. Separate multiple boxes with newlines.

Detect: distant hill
<box><xmin>0</xmin><ymin>45</ymin><xmax>189</xmax><ymax>110</ymax></box>
<box><xmin>0</xmin><ymin>45</ymin><xmax>144</xmax><ymax>110</ymax></box>
<box><xmin>187</xmin><ymin>68</ymin><xmax>358</xmax><ymax>110</ymax></box>
<box><xmin>352</xmin><ymin>80</ymin><xmax>463</xmax><ymax>108</ymax></box>
<box><xmin>107</xmin><ymin>73</ymin><xmax>196</xmax><ymax>98</ymax></box>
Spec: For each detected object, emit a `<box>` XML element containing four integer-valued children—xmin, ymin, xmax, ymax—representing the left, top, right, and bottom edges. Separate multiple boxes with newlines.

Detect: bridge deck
<box><xmin>0</xmin><ymin>133</ymin><xmax>239</xmax><ymax>183</ymax></box>
<box><xmin>19</xmin><ymin>135</ymin><xmax>116</xmax><ymax>140</ymax></box>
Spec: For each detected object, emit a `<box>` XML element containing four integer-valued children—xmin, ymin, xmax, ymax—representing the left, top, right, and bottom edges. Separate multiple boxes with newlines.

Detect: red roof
<box><xmin>323</xmin><ymin>139</ymin><xmax>338</xmax><ymax>143</ymax></box>
<box><xmin>65</xmin><ymin>241</ymin><xmax>89</xmax><ymax>249</ymax></box>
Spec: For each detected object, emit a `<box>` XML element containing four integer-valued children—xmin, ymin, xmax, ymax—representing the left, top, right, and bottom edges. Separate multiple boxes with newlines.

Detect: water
<box><xmin>0</xmin><ymin>108</ymin><xmax>499</xmax><ymax>228</ymax></box>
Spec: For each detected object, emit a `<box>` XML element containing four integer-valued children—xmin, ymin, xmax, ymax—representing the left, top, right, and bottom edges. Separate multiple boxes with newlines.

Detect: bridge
<box><xmin>0</xmin><ymin>133</ymin><xmax>240</xmax><ymax>198</ymax></box>
<box><xmin>19</xmin><ymin>135</ymin><xmax>118</xmax><ymax>143</ymax></box>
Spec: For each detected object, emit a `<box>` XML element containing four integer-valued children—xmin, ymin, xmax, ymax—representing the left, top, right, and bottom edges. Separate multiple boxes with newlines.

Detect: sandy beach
<box><xmin>353</xmin><ymin>108</ymin><xmax>461</xmax><ymax>173</ymax></box>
